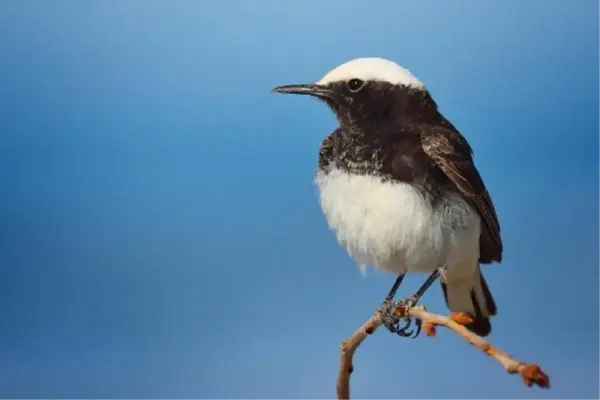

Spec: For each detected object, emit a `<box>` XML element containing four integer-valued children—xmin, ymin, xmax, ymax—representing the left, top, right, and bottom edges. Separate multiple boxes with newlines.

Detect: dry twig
<box><xmin>337</xmin><ymin>305</ymin><xmax>550</xmax><ymax>399</ymax></box>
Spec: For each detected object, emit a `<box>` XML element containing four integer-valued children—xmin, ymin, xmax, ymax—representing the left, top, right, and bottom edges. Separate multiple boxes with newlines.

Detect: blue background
<box><xmin>0</xmin><ymin>1</ymin><xmax>598</xmax><ymax>398</ymax></box>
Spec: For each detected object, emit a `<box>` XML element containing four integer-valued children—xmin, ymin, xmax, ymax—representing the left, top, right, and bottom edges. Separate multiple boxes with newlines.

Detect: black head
<box><xmin>273</xmin><ymin>57</ymin><xmax>433</xmax><ymax>131</ymax></box>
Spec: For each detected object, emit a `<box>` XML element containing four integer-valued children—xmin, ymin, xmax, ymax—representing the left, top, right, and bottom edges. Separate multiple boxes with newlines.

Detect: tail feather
<box><xmin>478</xmin><ymin>271</ymin><xmax>497</xmax><ymax>316</ymax></box>
<box><xmin>440</xmin><ymin>268</ymin><xmax>496</xmax><ymax>337</ymax></box>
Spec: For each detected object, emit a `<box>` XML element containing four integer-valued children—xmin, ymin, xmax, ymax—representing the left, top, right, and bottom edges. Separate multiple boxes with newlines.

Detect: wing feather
<box><xmin>421</xmin><ymin>128</ymin><xmax>503</xmax><ymax>263</ymax></box>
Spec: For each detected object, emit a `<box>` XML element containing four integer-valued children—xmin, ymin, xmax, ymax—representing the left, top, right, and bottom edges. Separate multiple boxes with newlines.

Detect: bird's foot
<box><xmin>379</xmin><ymin>296</ymin><xmax>421</xmax><ymax>339</ymax></box>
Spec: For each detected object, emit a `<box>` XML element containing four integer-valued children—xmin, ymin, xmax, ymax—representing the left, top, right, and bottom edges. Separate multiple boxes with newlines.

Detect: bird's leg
<box><xmin>405</xmin><ymin>264</ymin><xmax>448</xmax><ymax>309</ymax></box>
<box><xmin>383</xmin><ymin>265</ymin><xmax>448</xmax><ymax>338</ymax></box>
<box><xmin>379</xmin><ymin>274</ymin><xmax>406</xmax><ymax>333</ymax></box>
<box><xmin>385</xmin><ymin>273</ymin><xmax>406</xmax><ymax>302</ymax></box>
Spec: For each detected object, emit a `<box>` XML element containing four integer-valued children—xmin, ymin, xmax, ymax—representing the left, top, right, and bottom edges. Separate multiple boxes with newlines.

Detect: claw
<box><xmin>378</xmin><ymin>297</ymin><xmax>422</xmax><ymax>338</ymax></box>
<box><xmin>398</xmin><ymin>318</ymin><xmax>412</xmax><ymax>331</ymax></box>
<box><xmin>378</xmin><ymin>265</ymin><xmax>444</xmax><ymax>340</ymax></box>
<box><xmin>412</xmin><ymin>319</ymin><xmax>422</xmax><ymax>338</ymax></box>
<box><xmin>398</xmin><ymin>327</ymin><xmax>413</xmax><ymax>337</ymax></box>
<box><xmin>395</xmin><ymin>317</ymin><xmax>422</xmax><ymax>339</ymax></box>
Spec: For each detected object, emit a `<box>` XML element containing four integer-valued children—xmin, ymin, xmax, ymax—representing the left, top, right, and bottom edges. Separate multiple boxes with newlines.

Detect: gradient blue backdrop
<box><xmin>0</xmin><ymin>1</ymin><xmax>598</xmax><ymax>398</ymax></box>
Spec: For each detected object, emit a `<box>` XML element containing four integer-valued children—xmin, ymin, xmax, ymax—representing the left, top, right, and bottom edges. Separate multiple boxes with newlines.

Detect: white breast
<box><xmin>315</xmin><ymin>168</ymin><xmax>481</xmax><ymax>275</ymax></box>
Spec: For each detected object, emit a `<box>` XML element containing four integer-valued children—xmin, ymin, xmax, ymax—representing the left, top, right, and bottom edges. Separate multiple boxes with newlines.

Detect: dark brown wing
<box><xmin>421</xmin><ymin>126</ymin><xmax>503</xmax><ymax>263</ymax></box>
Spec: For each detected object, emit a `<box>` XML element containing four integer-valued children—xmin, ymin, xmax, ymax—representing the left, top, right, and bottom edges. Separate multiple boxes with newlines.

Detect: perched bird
<box><xmin>273</xmin><ymin>58</ymin><xmax>502</xmax><ymax>337</ymax></box>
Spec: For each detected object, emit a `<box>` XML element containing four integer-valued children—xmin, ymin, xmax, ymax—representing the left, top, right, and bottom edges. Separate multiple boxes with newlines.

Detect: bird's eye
<box><xmin>347</xmin><ymin>78</ymin><xmax>364</xmax><ymax>92</ymax></box>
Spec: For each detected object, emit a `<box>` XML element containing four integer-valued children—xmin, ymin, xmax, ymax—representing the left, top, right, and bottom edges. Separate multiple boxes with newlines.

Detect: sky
<box><xmin>0</xmin><ymin>0</ymin><xmax>598</xmax><ymax>398</ymax></box>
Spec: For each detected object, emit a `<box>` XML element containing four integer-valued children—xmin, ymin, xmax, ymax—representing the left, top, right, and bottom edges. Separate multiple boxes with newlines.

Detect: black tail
<box><xmin>440</xmin><ymin>268</ymin><xmax>496</xmax><ymax>337</ymax></box>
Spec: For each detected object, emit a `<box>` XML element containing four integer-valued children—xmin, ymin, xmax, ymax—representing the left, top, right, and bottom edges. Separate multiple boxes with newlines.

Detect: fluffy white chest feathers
<box><xmin>315</xmin><ymin>168</ymin><xmax>481</xmax><ymax>275</ymax></box>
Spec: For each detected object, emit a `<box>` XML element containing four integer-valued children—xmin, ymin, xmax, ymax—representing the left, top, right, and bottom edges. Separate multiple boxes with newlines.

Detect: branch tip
<box><xmin>520</xmin><ymin>364</ymin><xmax>550</xmax><ymax>389</ymax></box>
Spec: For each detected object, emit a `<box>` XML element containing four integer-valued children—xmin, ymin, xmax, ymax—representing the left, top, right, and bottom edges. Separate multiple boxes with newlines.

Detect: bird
<box><xmin>272</xmin><ymin>57</ymin><xmax>502</xmax><ymax>337</ymax></box>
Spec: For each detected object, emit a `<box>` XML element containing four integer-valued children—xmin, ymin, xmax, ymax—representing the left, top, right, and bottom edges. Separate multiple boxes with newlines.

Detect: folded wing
<box><xmin>421</xmin><ymin>127</ymin><xmax>503</xmax><ymax>263</ymax></box>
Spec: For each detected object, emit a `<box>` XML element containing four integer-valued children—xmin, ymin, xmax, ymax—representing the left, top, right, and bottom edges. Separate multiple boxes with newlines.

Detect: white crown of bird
<box><xmin>316</xmin><ymin>57</ymin><xmax>425</xmax><ymax>89</ymax></box>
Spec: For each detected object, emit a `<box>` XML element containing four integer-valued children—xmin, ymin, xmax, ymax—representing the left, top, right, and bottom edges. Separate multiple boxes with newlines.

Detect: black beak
<box><xmin>272</xmin><ymin>84</ymin><xmax>334</xmax><ymax>100</ymax></box>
